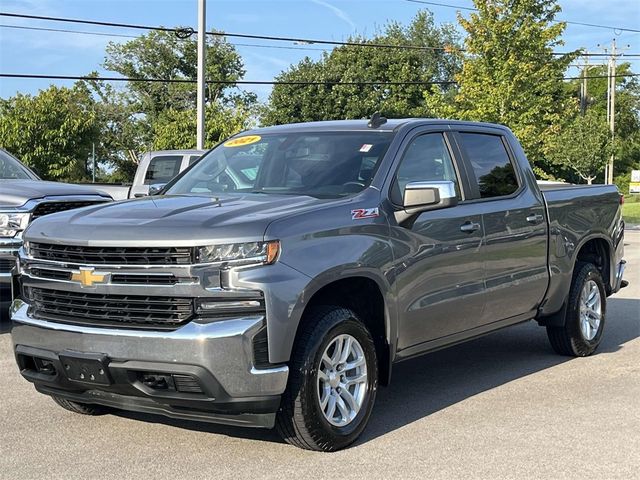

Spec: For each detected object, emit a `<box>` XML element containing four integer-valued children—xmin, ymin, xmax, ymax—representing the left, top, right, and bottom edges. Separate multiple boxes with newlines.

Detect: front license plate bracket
<box><xmin>58</xmin><ymin>351</ymin><xmax>112</xmax><ymax>386</ymax></box>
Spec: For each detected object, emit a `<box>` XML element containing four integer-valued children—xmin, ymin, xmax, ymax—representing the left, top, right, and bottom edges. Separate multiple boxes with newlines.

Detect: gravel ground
<box><xmin>0</xmin><ymin>233</ymin><xmax>638</xmax><ymax>480</ymax></box>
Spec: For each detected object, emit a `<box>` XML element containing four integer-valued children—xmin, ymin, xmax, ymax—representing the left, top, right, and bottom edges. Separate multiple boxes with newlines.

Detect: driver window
<box><xmin>394</xmin><ymin>133</ymin><xmax>460</xmax><ymax>201</ymax></box>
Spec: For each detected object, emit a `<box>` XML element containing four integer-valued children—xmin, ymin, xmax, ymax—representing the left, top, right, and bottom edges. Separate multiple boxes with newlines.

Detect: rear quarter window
<box><xmin>459</xmin><ymin>133</ymin><xmax>519</xmax><ymax>198</ymax></box>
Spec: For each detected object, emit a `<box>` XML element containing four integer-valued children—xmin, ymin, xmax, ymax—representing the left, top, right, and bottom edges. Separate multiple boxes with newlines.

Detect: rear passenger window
<box><xmin>393</xmin><ymin>133</ymin><xmax>460</xmax><ymax>202</ymax></box>
<box><xmin>460</xmin><ymin>133</ymin><xmax>519</xmax><ymax>198</ymax></box>
<box><xmin>144</xmin><ymin>156</ymin><xmax>182</xmax><ymax>184</ymax></box>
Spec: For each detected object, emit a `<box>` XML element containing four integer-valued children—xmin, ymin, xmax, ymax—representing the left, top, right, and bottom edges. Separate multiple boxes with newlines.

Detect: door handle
<box><xmin>526</xmin><ymin>214</ymin><xmax>544</xmax><ymax>224</ymax></box>
<box><xmin>460</xmin><ymin>221</ymin><xmax>481</xmax><ymax>233</ymax></box>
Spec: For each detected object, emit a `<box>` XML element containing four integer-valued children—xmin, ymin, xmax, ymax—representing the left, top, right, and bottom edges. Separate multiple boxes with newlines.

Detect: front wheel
<box><xmin>276</xmin><ymin>306</ymin><xmax>378</xmax><ymax>451</ymax></box>
<box><xmin>51</xmin><ymin>395</ymin><xmax>110</xmax><ymax>415</ymax></box>
<box><xmin>547</xmin><ymin>262</ymin><xmax>606</xmax><ymax>357</ymax></box>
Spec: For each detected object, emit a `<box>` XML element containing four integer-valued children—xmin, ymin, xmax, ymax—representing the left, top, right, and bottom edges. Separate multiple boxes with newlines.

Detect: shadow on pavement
<box><xmin>111</xmin><ymin>297</ymin><xmax>639</xmax><ymax>447</ymax></box>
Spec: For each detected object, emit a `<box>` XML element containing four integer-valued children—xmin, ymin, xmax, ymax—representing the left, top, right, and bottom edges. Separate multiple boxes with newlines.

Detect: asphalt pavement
<box><xmin>0</xmin><ymin>233</ymin><xmax>638</xmax><ymax>480</ymax></box>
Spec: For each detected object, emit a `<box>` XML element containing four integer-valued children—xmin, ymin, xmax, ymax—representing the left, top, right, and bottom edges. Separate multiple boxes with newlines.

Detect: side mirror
<box><xmin>396</xmin><ymin>181</ymin><xmax>458</xmax><ymax>223</ymax></box>
<box><xmin>148</xmin><ymin>183</ymin><xmax>166</xmax><ymax>196</ymax></box>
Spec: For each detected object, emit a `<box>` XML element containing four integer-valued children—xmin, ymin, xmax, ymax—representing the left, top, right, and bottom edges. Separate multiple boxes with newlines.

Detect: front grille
<box><xmin>28</xmin><ymin>268</ymin><xmax>180</xmax><ymax>285</ymax></box>
<box><xmin>28</xmin><ymin>287</ymin><xmax>193</xmax><ymax>330</ymax></box>
<box><xmin>29</xmin><ymin>267</ymin><xmax>70</xmax><ymax>281</ymax></box>
<box><xmin>29</xmin><ymin>243</ymin><xmax>194</xmax><ymax>265</ymax></box>
<box><xmin>0</xmin><ymin>258</ymin><xmax>14</xmax><ymax>272</ymax></box>
<box><xmin>110</xmin><ymin>274</ymin><xmax>178</xmax><ymax>285</ymax></box>
<box><xmin>31</xmin><ymin>201</ymin><xmax>107</xmax><ymax>220</ymax></box>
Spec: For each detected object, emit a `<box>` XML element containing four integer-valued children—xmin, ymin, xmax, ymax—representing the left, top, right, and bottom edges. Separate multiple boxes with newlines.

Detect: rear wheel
<box><xmin>51</xmin><ymin>395</ymin><xmax>109</xmax><ymax>415</ymax></box>
<box><xmin>547</xmin><ymin>262</ymin><xmax>606</xmax><ymax>357</ymax></box>
<box><xmin>276</xmin><ymin>306</ymin><xmax>378</xmax><ymax>451</ymax></box>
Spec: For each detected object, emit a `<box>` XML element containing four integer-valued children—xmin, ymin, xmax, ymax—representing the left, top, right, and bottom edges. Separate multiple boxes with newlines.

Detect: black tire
<box><xmin>547</xmin><ymin>262</ymin><xmax>606</xmax><ymax>357</ymax></box>
<box><xmin>51</xmin><ymin>395</ymin><xmax>109</xmax><ymax>415</ymax></box>
<box><xmin>276</xmin><ymin>306</ymin><xmax>378</xmax><ymax>451</ymax></box>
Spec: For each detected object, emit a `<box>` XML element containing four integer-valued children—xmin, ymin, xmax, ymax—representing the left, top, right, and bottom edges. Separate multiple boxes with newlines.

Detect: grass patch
<box><xmin>622</xmin><ymin>201</ymin><xmax>640</xmax><ymax>225</ymax></box>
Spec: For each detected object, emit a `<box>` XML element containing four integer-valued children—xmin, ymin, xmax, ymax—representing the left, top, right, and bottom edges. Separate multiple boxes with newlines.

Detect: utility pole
<box><xmin>196</xmin><ymin>0</ymin><xmax>206</xmax><ymax>150</ymax></box>
<box><xmin>580</xmin><ymin>56</ymin><xmax>589</xmax><ymax>115</ymax></box>
<box><xmin>606</xmin><ymin>39</ymin><xmax>616</xmax><ymax>185</ymax></box>
<box><xmin>92</xmin><ymin>142</ymin><xmax>96</xmax><ymax>183</ymax></box>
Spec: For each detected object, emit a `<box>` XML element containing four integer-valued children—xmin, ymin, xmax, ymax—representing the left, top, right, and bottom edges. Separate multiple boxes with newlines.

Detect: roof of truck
<box><xmin>243</xmin><ymin>118</ymin><xmax>510</xmax><ymax>135</ymax></box>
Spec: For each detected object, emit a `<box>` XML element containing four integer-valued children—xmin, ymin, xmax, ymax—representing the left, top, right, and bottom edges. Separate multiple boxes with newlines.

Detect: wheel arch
<box><xmin>294</xmin><ymin>272</ymin><xmax>396</xmax><ymax>386</ymax></box>
<box><xmin>538</xmin><ymin>234</ymin><xmax>613</xmax><ymax>327</ymax></box>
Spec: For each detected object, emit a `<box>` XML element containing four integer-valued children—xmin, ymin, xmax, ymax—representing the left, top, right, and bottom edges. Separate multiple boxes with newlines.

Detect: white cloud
<box><xmin>310</xmin><ymin>0</ymin><xmax>357</xmax><ymax>31</ymax></box>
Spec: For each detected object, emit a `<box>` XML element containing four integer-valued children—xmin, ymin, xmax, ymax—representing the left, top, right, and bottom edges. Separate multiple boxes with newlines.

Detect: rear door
<box><xmin>453</xmin><ymin>129</ymin><xmax>548</xmax><ymax>323</ymax></box>
<box><xmin>388</xmin><ymin>128</ymin><xmax>487</xmax><ymax>351</ymax></box>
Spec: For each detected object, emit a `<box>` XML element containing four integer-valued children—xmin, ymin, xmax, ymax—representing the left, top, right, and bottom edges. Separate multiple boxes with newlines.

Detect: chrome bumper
<box><xmin>10</xmin><ymin>300</ymin><xmax>288</xmax><ymax>427</ymax></box>
<box><xmin>613</xmin><ymin>259</ymin><xmax>627</xmax><ymax>293</ymax></box>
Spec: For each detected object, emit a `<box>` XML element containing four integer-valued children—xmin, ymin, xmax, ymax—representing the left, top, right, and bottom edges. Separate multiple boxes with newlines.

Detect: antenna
<box><xmin>368</xmin><ymin>112</ymin><xmax>388</xmax><ymax>128</ymax></box>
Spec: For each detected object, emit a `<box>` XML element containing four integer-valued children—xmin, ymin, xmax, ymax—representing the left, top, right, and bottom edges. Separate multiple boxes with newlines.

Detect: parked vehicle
<box><xmin>72</xmin><ymin>150</ymin><xmax>206</xmax><ymax>201</ymax></box>
<box><xmin>0</xmin><ymin>149</ymin><xmax>112</xmax><ymax>304</ymax></box>
<box><xmin>128</xmin><ymin>149</ymin><xmax>205</xmax><ymax>198</ymax></box>
<box><xmin>10</xmin><ymin>118</ymin><xmax>626</xmax><ymax>451</ymax></box>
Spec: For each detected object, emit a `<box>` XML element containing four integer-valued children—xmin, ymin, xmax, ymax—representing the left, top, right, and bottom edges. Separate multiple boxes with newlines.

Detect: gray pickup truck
<box><xmin>0</xmin><ymin>149</ymin><xmax>112</xmax><ymax>305</ymax></box>
<box><xmin>10</xmin><ymin>118</ymin><xmax>626</xmax><ymax>451</ymax></box>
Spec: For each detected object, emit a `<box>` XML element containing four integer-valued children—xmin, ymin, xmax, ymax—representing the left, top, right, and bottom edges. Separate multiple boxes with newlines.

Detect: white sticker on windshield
<box><xmin>359</xmin><ymin>144</ymin><xmax>373</xmax><ymax>153</ymax></box>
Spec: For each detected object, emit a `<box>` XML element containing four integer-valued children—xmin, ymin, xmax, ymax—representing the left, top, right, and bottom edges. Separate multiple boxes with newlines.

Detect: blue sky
<box><xmin>0</xmin><ymin>0</ymin><xmax>638</xmax><ymax>101</ymax></box>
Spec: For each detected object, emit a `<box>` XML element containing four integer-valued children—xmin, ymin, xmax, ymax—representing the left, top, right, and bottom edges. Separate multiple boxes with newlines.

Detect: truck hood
<box><xmin>24</xmin><ymin>193</ymin><xmax>328</xmax><ymax>246</ymax></box>
<box><xmin>0</xmin><ymin>180</ymin><xmax>112</xmax><ymax>208</ymax></box>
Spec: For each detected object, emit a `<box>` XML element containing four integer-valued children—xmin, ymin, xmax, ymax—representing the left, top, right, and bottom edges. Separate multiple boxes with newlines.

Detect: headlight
<box><xmin>0</xmin><ymin>213</ymin><xmax>30</xmax><ymax>238</ymax></box>
<box><xmin>197</xmin><ymin>240</ymin><xmax>280</xmax><ymax>265</ymax></box>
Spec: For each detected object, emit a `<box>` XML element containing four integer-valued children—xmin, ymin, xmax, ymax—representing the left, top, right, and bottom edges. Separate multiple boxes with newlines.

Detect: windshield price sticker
<box><xmin>224</xmin><ymin>135</ymin><xmax>261</xmax><ymax>147</ymax></box>
<box><xmin>359</xmin><ymin>144</ymin><xmax>373</xmax><ymax>153</ymax></box>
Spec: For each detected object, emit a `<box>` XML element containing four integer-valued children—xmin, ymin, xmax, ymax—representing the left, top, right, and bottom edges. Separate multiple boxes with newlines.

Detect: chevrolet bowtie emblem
<box><xmin>70</xmin><ymin>267</ymin><xmax>108</xmax><ymax>287</ymax></box>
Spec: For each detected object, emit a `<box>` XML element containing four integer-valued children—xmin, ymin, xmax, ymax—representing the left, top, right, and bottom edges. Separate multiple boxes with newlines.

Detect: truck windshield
<box><xmin>0</xmin><ymin>149</ymin><xmax>39</xmax><ymax>180</ymax></box>
<box><xmin>166</xmin><ymin>131</ymin><xmax>395</xmax><ymax>198</ymax></box>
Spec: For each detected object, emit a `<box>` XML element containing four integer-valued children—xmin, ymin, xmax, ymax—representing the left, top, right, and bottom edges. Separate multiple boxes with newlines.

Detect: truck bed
<box><xmin>539</xmin><ymin>183</ymin><xmax>624</xmax><ymax>317</ymax></box>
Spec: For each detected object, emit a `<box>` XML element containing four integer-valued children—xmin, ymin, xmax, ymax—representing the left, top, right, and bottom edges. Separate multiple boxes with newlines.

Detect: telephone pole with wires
<box><xmin>605</xmin><ymin>39</ymin><xmax>617</xmax><ymax>185</ymax></box>
<box><xmin>196</xmin><ymin>0</ymin><xmax>206</xmax><ymax>151</ymax></box>
<box><xmin>601</xmin><ymin>39</ymin><xmax>631</xmax><ymax>185</ymax></box>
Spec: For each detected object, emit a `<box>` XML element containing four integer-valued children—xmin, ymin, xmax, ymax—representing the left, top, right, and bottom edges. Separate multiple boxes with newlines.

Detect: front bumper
<box><xmin>10</xmin><ymin>300</ymin><xmax>288</xmax><ymax>428</ymax></box>
<box><xmin>0</xmin><ymin>238</ymin><xmax>21</xmax><ymax>293</ymax></box>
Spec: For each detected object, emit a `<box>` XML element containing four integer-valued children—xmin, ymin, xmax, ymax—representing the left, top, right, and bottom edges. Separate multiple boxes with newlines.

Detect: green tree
<box><xmin>426</xmin><ymin>0</ymin><xmax>578</xmax><ymax>177</ymax></box>
<box><xmin>262</xmin><ymin>11</ymin><xmax>461</xmax><ymax>125</ymax></box>
<box><xmin>152</xmin><ymin>102</ymin><xmax>255</xmax><ymax>150</ymax></box>
<box><xmin>565</xmin><ymin>63</ymin><xmax>640</xmax><ymax>185</ymax></box>
<box><xmin>0</xmin><ymin>83</ymin><xmax>98</xmax><ymax>181</ymax></box>
<box><xmin>102</xmin><ymin>29</ymin><xmax>257</xmax><ymax>176</ymax></box>
<box><xmin>547</xmin><ymin>110</ymin><xmax>614</xmax><ymax>184</ymax></box>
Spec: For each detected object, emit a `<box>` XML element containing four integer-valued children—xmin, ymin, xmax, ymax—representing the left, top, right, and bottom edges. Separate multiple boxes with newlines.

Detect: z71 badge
<box><xmin>351</xmin><ymin>207</ymin><xmax>380</xmax><ymax>220</ymax></box>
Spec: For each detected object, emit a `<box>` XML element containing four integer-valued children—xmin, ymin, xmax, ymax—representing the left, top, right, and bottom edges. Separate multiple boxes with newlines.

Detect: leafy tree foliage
<box><xmin>564</xmin><ymin>63</ymin><xmax>640</xmax><ymax>186</ymax></box>
<box><xmin>0</xmin><ymin>83</ymin><xmax>98</xmax><ymax>181</ymax></box>
<box><xmin>547</xmin><ymin>110</ymin><xmax>614</xmax><ymax>184</ymax></box>
<box><xmin>426</xmin><ymin>0</ymin><xmax>578</xmax><ymax>177</ymax></box>
<box><xmin>152</xmin><ymin>103</ymin><xmax>254</xmax><ymax>151</ymax></box>
<box><xmin>262</xmin><ymin>11</ymin><xmax>461</xmax><ymax>125</ymax></box>
<box><xmin>101</xmin><ymin>30</ymin><xmax>256</xmax><ymax>178</ymax></box>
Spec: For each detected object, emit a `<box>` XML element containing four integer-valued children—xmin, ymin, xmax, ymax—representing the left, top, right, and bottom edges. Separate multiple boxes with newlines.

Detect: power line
<box><xmin>1</xmin><ymin>11</ymin><xmax>638</xmax><ymax>58</ymax></box>
<box><xmin>0</xmin><ymin>23</ymin><xmax>329</xmax><ymax>52</ymax></box>
<box><xmin>1</xmin><ymin>72</ymin><xmax>637</xmax><ymax>85</ymax></box>
<box><xmin>0</xmin><ymin>12</ymin><xmax>454</xmax><ymax>52</ymax></box>
<box><xmin>403</xmin><ymin>0</ymin><xmax>640</xmax><ymax>33</ymax></box>
<box><xmin>0</xmin><ymin>23</ymin><xmax>138</xmax><ymax>38</ymax></box>
<box><xmin>0</xmin><ymin>73</ymin><xmax>458</xmax><ymax>86</ymax></box>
